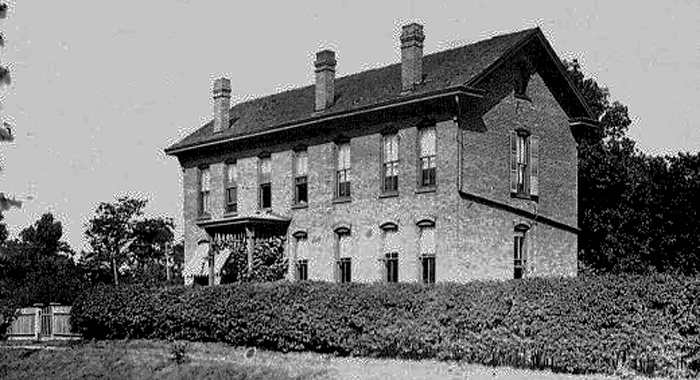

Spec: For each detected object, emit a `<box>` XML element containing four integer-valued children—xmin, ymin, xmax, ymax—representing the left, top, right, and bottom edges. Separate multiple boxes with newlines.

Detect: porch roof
<box><xmin>195</xmin><ymin>212</ymin><xmax>292</xmax><ymax>231</ymax></box>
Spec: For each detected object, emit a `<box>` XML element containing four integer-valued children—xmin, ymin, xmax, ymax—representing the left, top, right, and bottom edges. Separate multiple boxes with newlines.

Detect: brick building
<box><xmin>164</xmin><ymin>23</ymin><xmax>597</xmax><ymax>286</ymax></box>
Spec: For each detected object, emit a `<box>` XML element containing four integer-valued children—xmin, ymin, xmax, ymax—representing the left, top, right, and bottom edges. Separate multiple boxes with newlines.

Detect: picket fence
<box><xmin>5</xmin><ymin>303</ymin><xmax>79</xmax><ymax>340</ymax></box>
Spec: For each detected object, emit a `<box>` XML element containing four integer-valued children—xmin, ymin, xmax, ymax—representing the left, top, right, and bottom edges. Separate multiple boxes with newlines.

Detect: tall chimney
<box><xmin>400</xmin><ymin>23</ymin><xmax>425</xmax><ymax>92</ymax></box>
<box><xmin>314</xmin><ymin>49</ymin><xmax>336</xmax><ymax>111</ymax></box>
<box><xmin>213</xmin><ymin>77</ymin><xmax>231</xmax><ymax>134</ymax></box>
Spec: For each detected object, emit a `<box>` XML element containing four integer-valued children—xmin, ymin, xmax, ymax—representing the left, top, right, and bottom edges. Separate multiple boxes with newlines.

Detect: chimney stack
<box><xmin>213</xmin><ymin>77</ymin><xmax>231</xmax><ymax>134</ymax></box>
<box><xmin>400</xmin><ymin>23</ymin><xmax>425</xmax><ymax>92</ymax></box>
<box><xmin>314</xmin><ymin>49</ymin><xmax>337</xmax><ymax>111</ymax></box>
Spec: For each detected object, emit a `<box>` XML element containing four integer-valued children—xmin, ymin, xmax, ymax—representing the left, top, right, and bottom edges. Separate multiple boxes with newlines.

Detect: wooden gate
<box><xmin>39</xmin><ymin>305</ymin><xmax>52</xmax><ymax>338</ymax></box>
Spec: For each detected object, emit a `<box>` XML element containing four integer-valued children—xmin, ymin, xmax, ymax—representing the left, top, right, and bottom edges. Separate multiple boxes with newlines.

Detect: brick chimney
<box><xmin>314</xmin><ymin>49</ymin><xmax>336</xmax><ymax>111</ymax></box>
<box><xmin>400</xmin><ymin>23</ymin><xmax>425</xmax><ymax>92</ymax></box>
<box><xmin>212</xmin><ymin>77</ymin><xmax>231</xmax><ymax>134</ymax></box>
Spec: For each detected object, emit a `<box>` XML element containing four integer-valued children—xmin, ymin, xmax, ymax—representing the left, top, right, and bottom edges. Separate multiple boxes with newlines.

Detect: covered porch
<box><xmin>186</xmin><ymin>213</ymin><xmax>291</xmax><ymax>285</ymax></box>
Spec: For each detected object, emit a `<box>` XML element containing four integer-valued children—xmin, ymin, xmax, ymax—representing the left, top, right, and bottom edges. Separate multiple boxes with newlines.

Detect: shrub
<box><xmin>71</xmin><ymin>274</ymin><xmax>700</xmax><ymax>377</ymax></box>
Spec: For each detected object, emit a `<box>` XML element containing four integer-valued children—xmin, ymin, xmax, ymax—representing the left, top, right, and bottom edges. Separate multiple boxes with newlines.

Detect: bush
<box><xmin>71</xmin><ymin>274</ymin><xmax>700</xmax><ymax>377</ymax></box>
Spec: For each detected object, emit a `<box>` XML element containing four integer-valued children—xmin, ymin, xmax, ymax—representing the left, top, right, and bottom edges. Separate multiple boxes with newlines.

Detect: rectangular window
<box><xmin>419</xmin><ymin>127</ymin><xmax>436</xmax><ymax>187</ymax></box>
<box><xmin>339</xmin><ymin>257</ymin><xmax>351</xmax><ymax>283</ymax></box>
<box><xmin>419</xmin><ymin>226</ymin><xmax>436</xmax><ymax>284</ymax></box>
<box><xmin>382</xmin><ymin>134</ymin><xmax>399</xmax><ymax>193</ymax></box>
<box><xmin>514</xmin><ymin>231</ymin><xmax>526</xmax><ymax>279</ymax></box>
<box><xmin>296</xmin><ymin>259</ymin><xmax>308</xmax><ymax>281</ymax></box>
<box><xmin>259</xmin><ymin>156</ymin><xmax>272</xmax><ymax>209</ymax></box>
<box><xmin>225</xmin><ymin>162</ymin><xmax>238</xmax><ymax>214</ymax></box>
<box><xmin>336</xmin><ymin>143</ymin><xmax>351</xmax><ymax>198</ymax></box>
<box><xmin>385</xmin><ymin>252</ymin><xmax>399</xmax><ymax>283</ymax></box>
<box><xmin>198</xmin><ymin>167</ymin><xmax>211</xmax><ymax>216</ymax></box>
<box><xmin>294</xmin><ymin>150</ymin><xmax>308</xmax><ymax>205</ymax></box>
<box><xmin>421</xmin><ymin>256</ymin><xmax>435</xmax><ymax>284</ymax></box>
<box><xmin>510</xmin><ymin>132</ymin><xmax>539</xmax><ymax>198</ymax></box>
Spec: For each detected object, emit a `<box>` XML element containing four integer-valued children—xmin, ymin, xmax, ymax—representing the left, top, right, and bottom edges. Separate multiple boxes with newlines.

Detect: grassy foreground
<box><xmin>0</xmin><ymin>339</ymin><xmax>648</xmax><ymax>380</ymax></box>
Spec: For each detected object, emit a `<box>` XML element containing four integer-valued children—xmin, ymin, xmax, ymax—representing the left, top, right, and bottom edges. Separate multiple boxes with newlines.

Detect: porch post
<box><xmin>246</xmin><ymin>226</ymin><xmax>254</xmax><ymax>275</ymax></box>
<box><xmin>207</xmin><ymin>232</ymin><xmax>215</xmax><ymax>286</ymax></box>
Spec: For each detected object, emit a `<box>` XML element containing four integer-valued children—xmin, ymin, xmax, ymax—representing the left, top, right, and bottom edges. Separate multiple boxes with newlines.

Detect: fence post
<box><xmin>49</xmin><ymin>303</ymin><xmax>60</xmax><ymax>340</ymax></box>
<box><xmin>32</xmin><ymin>303</ymin><xmax>42</xmax><ymax>341</ymax></box>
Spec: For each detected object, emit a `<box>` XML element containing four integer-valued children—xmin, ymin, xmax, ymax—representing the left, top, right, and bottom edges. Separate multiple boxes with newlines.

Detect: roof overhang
<box><xmin>164</xmin><ymin>86</ymin><xmax>485</xmax><ymax>156</ymax></box>
<box><xmin>195</xmin><ymin>214</ymin><xmax>292</xmax><ymax>231</ymax></box>
<box><xmin>569</xmin><ymin>117</ymin><xmax>602</xmax><ymax>144</ymax></box>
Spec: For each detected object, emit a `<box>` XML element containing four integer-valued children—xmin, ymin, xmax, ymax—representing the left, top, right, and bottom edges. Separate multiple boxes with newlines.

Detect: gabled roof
<box><xmin>165</xmin><ymin>27</ymin><xmax>592</xmax><ymax>155</ymax></box>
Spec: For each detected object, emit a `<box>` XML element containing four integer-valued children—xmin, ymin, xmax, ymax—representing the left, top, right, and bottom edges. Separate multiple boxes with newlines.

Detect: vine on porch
<box><xmin>210</xmin><ymin>234</ymin><xmax>288</xmax><ymax>284</ymax></box>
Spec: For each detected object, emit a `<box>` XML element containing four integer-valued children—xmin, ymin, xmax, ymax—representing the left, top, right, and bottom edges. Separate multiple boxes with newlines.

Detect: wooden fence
<box><xmin>5</xmin><ymin>303</ymin><xmax>79</xmax><ymax>340</ymax></box>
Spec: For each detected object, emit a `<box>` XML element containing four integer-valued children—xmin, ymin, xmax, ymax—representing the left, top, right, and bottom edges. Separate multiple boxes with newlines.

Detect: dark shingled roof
<box><xmin>166</xmin><ymin>28</ymin><xmax>538</xmax><ymax>154</ymax></box>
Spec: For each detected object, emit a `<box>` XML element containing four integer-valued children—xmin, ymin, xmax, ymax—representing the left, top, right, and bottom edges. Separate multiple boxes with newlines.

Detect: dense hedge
<box><xmin>71</xmin><ymin>274</ymin><xmax>700</xmax><ymax>377</ymax></box>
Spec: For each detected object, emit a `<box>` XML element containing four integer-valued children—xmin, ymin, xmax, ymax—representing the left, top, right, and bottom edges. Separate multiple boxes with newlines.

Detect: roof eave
<box><xmin>164</xmin><ymin>85</ymin><xmax>485</xmax><ymax>156</ymax></box>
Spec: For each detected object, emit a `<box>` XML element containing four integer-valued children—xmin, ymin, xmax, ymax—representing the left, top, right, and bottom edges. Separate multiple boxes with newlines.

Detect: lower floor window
<box><xmin>296</xmin><ymin>259</ymin><xmax>308</xmax><ymax>281</ymax></box>
<box><xmin>339</xmin><ymin>257</ymin><xmax>351</xmax><ymax>283</ymax></box>
<box><xmin>514</xmin><ymin>229</ymin><xmax>527</xmax><ymax>279</ymax></box>
<box><xmin>421</xmin><ymin>255</ymin><xmax>435</xmax><ymax>284</ymax></box>
<box><xmin>385</xmin><ymin>252</ymin><xmax>398</xmax><ymax>283</ymax></box>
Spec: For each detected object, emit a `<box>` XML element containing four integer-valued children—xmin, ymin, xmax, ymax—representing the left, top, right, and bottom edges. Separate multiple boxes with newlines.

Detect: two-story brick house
<box><xmin>164</xmin><ymin>23</ymin><xmax>597</xmax><ymax>286</ymax></box>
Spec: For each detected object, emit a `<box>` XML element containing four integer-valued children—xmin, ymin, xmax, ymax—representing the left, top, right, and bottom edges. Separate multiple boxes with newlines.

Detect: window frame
<box><xmin>335</xmin><ymin>141</ymin><xmax>351</xmax><ymax>201</ymax></box>
<box><xmin>293</xmin><ymin>149</ymin><xmax>309</xmax><ymax>207</ymax></box>
<box><xmin>339</xmin><ymin>257</ymin><xmax>352</xmax><ymax>283</ymax></box>
<box><xmin>258</xmin><ymin>155</ymin><xmax>272</xmax><ymax>210</ymax></box>
<box><xmin>417</xmin><ymin>126</ymin><xmax>437</xmax><ymax>189</ymax></box>
<box><xmin>224</xmin><ymin>161</ymin><xmax>238</xmax><ymax>214</ymax></box>
<box><xmin>198</xmin><ymin>166</ymin><xmax>211</xmax><ymax>217</ymax></box>
<box><xmin>296</xmin><ymin>259</ymin><xmax>308</xmax><ymax>281</ymax></box>
<box><xmin>385</xmin><ymin>251</ymin><xmax>399</xmax><ymax>283</ymax></box>
<box><xmin>513</xmin><ymin>226</ymin><xmax>528</xmax><ymax>279</ymax></box>
<box><xmin>381</xmin><ymin>133</ymin><xmax>399</xmax><ymax>195</ymax></box>
<box><xmin>417</xmin><ymin>219</ymin><xmax>436</xmax><ymax>284</ymax></box>
<box><xmin>510</xmin><ymin>130</ymin><xmax>539</xmax><ymax>199</ymax></box>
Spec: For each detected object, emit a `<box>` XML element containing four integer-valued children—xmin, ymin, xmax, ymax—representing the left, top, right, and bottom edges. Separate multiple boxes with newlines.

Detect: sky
<box><xmin>0</xmin><ymin>0</ymin><xmax>699</xmax><ymax>250</ymax></box>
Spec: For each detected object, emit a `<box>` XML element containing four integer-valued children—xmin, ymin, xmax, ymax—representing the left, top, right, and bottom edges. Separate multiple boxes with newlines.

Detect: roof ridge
<box><xmin>224</xmin><ymin>27</ymin><xmax>538</xmax><ymax>111</ymax></box>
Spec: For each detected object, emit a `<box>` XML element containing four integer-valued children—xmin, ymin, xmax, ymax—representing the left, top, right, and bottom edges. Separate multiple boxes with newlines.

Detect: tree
<box><xmin>0</xmin><ymin>212</ymin><xmax>84</xmax><ymax>307</ymax></box>
<box><xmin>567</xmin><ymin>59</ymin><xmax>700</xmax><ymax>275</ymax></box>
<box><xmin>18</xmin><ymin>213</ymin><xmax>72</xmax><ymax>260</ymax></box>
<box><xmin>83</xmin><ymin>196</ymin><xmax>177</xmax><ymax>285</ymax></box>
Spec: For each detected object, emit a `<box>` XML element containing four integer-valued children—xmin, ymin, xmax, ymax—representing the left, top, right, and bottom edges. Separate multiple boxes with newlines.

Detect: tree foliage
<box><xmin>83</xmin><ymin>196</ymin><xmax>178</xmax><ymax>285</ymax></box>
<box><xmin>568</xmin><ymin>59</ymin><xmax>700</xmax><ymax>275</ymax></box>
<box><xmin>0</xmin><ymin>213</ymin><xmax>84</xmax><ymax>308</ymax></box>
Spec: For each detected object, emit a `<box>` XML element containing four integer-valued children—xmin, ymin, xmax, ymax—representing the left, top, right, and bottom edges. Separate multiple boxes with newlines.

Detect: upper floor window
<box><xmin>336</xmin><ymin>142</ymin><xmax>351</xmax><ymax>199</ymax></box>
<box><xmin>294</xmin><ymin>150</ymin><xmax>308</xmax><ymax>206</ymax></box>
<box><xmin>198</xmin><ymin>166</ymin><xmax>211</xmax><ymax>216</ymax></box>
<box><xmin>419</xmin><ymin>127</ymin><xmax>436</xmax><ymax>188</ymax></box>
<box><xmin>225</xmin><ymin>162</ymin><xmax>238</xmax><ymax>214</ymax></box>
<box><xmin>259</xmin><ymin>156</ymin><xmax>272</xmax><ymax>209</ymax></box>
<box><xmin>514</xmin><ymin>226</ymin><xmax>528</xmax><ymax>279</ymax></box>
<box><xmin>382</xmin><ymin>133</ymin><xmax>399</xmax><ymax>193</ymax></box>
<box><xmin>510</xmin><ymin>131</ymin><xmax>539</xmax><ymax>198</ymax></box>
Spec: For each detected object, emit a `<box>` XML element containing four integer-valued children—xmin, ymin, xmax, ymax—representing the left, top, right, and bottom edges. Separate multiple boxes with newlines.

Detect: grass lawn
<box><xmin>0</xmin><ymin>339</ymin><xmax>650</xmax><ymax>380</ymax></box>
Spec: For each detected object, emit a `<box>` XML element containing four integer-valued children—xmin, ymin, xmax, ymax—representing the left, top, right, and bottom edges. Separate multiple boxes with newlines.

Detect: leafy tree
<box><xmin>567</xmin><ymin>59</ymin><xmax>700</xmax><ymax>275</ymax></box>
<box><xmin>0</xmin><ymin>212</ymin><xmax>83</xmax><ymax>307</ymax></box>
<box><xmin>84</xmin><ymin>196</ymin><xmax>147</xmax><ymax>285</ymax></box>
<box><xmin>83</xmin><ymin>196</ymin><xmax>177</xmax><ymax>285</ymax></box>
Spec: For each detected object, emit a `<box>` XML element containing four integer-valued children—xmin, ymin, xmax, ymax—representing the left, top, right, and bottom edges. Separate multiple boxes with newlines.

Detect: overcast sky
<box><xmin>1</xmin><ymin>0</ymin><xmax>699</xmax><ymax>250</ymax></box>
